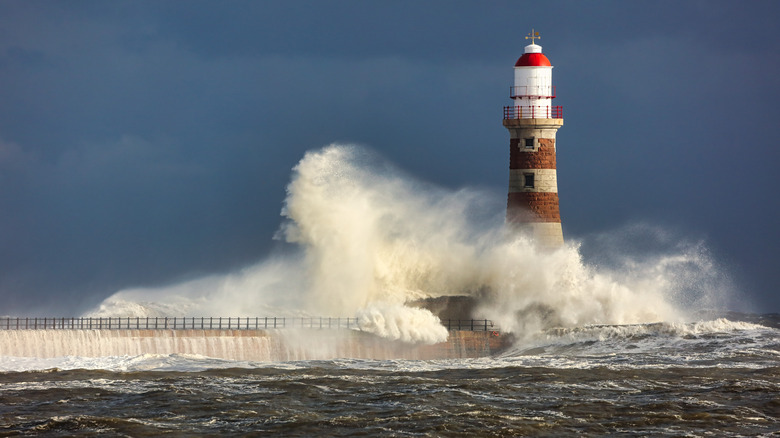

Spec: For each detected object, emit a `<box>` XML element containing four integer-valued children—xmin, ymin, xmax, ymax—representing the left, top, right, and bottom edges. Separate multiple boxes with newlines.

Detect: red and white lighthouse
<box><xmin>503</xmin><ymin>30</ymin><xmax>564</xmax><ymax>247</ymax></box>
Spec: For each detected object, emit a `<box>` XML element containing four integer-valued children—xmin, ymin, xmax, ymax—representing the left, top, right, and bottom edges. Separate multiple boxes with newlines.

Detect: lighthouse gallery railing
<box><xmin>503</xmin><ymin>105</ymin><xmax>562</xmax><ymax>119</ymax></box>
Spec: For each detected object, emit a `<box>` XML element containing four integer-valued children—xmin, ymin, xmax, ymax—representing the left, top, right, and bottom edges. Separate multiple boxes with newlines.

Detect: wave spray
<box><xmin>86</xmin><ymin>144</ymin><xmax>730</xmax><ymax>344</ymax></box>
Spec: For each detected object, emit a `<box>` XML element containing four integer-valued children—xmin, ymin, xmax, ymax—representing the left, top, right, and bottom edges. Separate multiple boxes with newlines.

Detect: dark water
<box><xmin>1</xmin><ymin>315</ymin><xmax>778</xmax><ymax>437</ymax></box>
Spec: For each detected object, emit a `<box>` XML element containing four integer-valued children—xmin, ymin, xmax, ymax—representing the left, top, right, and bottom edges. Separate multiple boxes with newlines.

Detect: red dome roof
<box><xmin>515</xmin><ymin>52</ymin><xmax>551</xmax><ymax>67</ymax></box>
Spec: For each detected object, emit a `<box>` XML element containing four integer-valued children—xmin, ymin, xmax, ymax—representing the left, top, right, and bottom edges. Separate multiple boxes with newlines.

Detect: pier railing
<box><xmin>0</xmin><ymin>317</ymin><xmax>499</xmax><ymax>332</ymax></box>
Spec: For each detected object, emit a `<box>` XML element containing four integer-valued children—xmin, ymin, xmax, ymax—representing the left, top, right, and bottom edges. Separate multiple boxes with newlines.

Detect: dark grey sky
<box><xmin>1</xmin><ymin>0</ymin><xmax>778</xmax><ymax>315</ymax></box>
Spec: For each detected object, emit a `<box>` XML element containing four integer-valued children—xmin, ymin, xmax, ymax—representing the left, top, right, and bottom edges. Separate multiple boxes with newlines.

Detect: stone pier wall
<box><xmin>0</xmin><ymin>329</ymin><xmax>511</xmax><ymax>361</ymax></box>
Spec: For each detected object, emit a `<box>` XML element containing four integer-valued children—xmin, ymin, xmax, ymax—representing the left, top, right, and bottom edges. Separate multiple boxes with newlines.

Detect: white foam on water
<box><xmin>0</xmin><ymin>354</ymin><xmax>259</xmax><ymax>373</ymax></box>
<box><xmin>500</xmin><ymin>318</ymin><xmax>779</xmax><ymax>368</ymax></box>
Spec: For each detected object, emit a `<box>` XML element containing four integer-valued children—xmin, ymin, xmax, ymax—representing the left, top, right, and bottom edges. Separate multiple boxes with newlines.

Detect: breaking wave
<box><xmin>84</xmin><ymin>144</ymin><xmax>733</xmax><ymax>344</ymax></box>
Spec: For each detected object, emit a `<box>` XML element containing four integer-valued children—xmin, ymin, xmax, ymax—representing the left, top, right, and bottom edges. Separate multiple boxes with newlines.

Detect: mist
<box><xmin>83</xmin><ymin>144</ymin><xmax>733</xmax><ymax>344</ymax></box>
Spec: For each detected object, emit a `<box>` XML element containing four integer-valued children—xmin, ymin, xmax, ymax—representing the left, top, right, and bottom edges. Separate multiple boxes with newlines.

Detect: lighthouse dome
<box><xmin>515</xmin><ymin>44</ymin><xmax>551</xmax><ymax>67</ymax></box>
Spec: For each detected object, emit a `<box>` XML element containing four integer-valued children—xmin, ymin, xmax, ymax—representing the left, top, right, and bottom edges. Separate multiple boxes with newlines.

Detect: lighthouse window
<box><xmin>524</xmin><ymin>173</ymin><xmax>535</xmax><ymax>188</ymax></box>
<box><xmin>524</xmin><ymin>137</ymin><xmax>535</xmax><ymax>149</ymax></box>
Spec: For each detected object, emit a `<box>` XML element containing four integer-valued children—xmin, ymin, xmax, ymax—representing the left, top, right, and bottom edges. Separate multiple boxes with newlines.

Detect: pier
<box><xmin>0</xmin><ymin>317</ymin><xmax>510</xmax><ymax>361</ymax></box>
<box><xmin>0</xmin><ymin>317</ymin><xmax>498</xmax><ymax>332</ymax></box>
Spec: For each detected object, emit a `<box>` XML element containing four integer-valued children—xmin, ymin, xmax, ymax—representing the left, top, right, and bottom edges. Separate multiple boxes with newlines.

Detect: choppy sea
<box><xmin>1</xmin><ymin>313</ymin><xmax>778</xmax><ymax>437</ymax></box>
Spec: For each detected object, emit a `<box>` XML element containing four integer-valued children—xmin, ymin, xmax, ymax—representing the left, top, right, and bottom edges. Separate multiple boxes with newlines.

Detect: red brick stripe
<box><xmin>509</xmin><ymin>138</ymin><xmax>556</xmax><ymax>169</ymax></box>
<box><xmin>507</xmin><ymin>192</ymin><xmax>561</xmax><ymax>222</ymax></box>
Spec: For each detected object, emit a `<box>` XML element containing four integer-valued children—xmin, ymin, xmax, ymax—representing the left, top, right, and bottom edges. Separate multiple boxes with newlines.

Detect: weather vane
<box><xmin>525</xmin><ymin>29</ymin><xmax>540</xmax><ymax>44</ymax></box>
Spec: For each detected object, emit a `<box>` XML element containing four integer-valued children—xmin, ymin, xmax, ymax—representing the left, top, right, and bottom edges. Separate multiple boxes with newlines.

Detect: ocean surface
<box><xmin>1</xmin><ymin>313</ymin><xmax>778</xmax><ymax>437</ymax></box>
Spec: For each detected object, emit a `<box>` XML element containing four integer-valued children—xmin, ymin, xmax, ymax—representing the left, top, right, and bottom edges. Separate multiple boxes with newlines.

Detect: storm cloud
<box><xmin>0</xmin><ymin>0</ymin><xmax>778</xmax><ymax>314</ymax></box>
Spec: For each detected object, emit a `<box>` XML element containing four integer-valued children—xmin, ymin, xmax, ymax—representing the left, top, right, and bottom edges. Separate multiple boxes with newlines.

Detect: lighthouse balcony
<box><xmin>510</xmin><ymin>86</ymin><xmax>556</xmax><ymax>99</ymax></box>
<box><xmin>503</xmin><ymin>105</ymin><xmax>563</xmax><ymax>119</ymax></box>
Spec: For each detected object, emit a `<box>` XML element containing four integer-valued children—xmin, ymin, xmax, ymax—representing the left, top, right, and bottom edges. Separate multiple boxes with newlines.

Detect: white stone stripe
<box><xmin>508</xmin><ymin>169</ymin><xmax>558</xmax><ymax>193</ymax></box>
<box><xmin>507</xmin><ymin>222</ymin><xmax>564</xmax><ymax>246</ymax></box>
<box><xmin>531</xmin><ymin>223</ymin><xmax>564</xmax><ymax>246</ymax></box>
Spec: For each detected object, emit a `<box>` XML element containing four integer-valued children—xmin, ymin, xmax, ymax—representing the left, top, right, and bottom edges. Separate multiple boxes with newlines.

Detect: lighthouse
<box><xmin>503</xmin><ymin>30</ymin><xmax>564</xmax><ymax>247</ymax></box>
